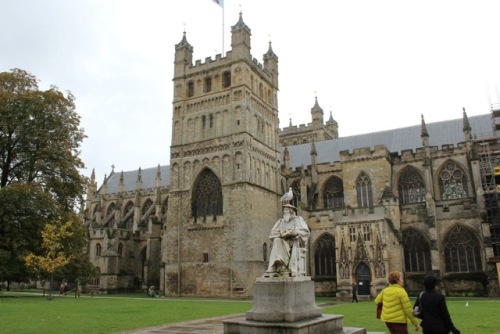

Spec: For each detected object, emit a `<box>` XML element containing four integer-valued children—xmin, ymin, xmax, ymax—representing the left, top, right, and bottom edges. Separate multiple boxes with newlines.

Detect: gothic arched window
<box><xmin>142</xmin><ymin>199</ymin><xmax>154</xmax><ymax>215</ymax></box>
<box><xmin>123</xmin><ymin>201</ymin><xmax>134</xmax><ymax>229</ymax></box>
<box><xmin>314</xmin><ymin>234</ymin><xmax>336</xmax><ymax>277</ymax></box>
<box><xmin>323</xmin><ymin>176</ymin><xmax>344</xmax><ymax>209</ymax></box>
<box><xmin>356</xmin><ymin>172</ymin><xmax>373</xmax><ymax>208</ymax></box>
<box><xmin>398</xmin><ymin>167</ymin><xmax>426</xmax><ymax>205</ymax></box>
<box><xmin>402</xmin><ymin>228</ymin><xmax>432</xmax><ymax>273</ymax></box>
<box><xmin>444</xmin><ymin>225</ymin><xmax>482</xmax><ymax>272</ymax></box>
<box><xmin>191</xmin><ymin>169</ymin><xmax>223</xmax><ymax>222</ymax></box>
<box><xmin>439</xmin><ymin>161</ymin><xmax>468</xmax><ymax>200</ymax></box>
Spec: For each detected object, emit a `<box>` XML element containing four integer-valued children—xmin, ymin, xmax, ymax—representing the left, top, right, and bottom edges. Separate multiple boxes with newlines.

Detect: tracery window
<box><xmin>444</xmin><ymin>225</ymin><xmax>482</xmax><ymax>272</ymax></box>
<box><xmin>398</xmin><ymin>167</ymin><xmax>426</xmax><ymax>205</ymax></box>
<box><xmin>314</xmin><ymin>234</ymin><xmax>336</xmax><ymax>277</ymax></box>
<box><xmin>191</xmin><ymin>169</ymin><xmax>223</xmax><ymax>222</ymax></box>
<box><xmin>323</xmin><ymin>176</ymin><xmax>344</xmax><ymax>209</ymax></box>
<box><xmin>123</xmin><ymin>201</ymin><xmax>134</xmax><ymax>229</ymax></box>
<box><xmin>439</xmin><ymin>161</ymin><xmax>468</xmax><ymax>200</ymax></box>
<box><xmin>402</xmin><ymin>228</ymin><xmax>432</xmax><ymax>272</ymax></box>
<box><xmin>91</xmin><ymin>267</ymin><xmax>100</xmax><ymax>285</ymax></box>
<box><xmin>356</xmin><ymin>172</ymin><xmax>373</xmax><ymax>208</ymax></box>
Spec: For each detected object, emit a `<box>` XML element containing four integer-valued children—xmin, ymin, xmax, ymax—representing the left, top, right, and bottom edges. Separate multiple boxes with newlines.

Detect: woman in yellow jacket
<box><xmin>375</xmin><ymin>271</ymin><xmax>420</xmax><ymax>334</ymax></box>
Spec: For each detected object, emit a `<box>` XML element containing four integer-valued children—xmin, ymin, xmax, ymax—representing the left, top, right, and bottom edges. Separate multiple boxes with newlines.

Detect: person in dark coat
<box><xmin>352</xmin><ymin>283</ymin><xmax>358</xmax><ymax>303</ymax></box>
<box><xmin>417</xmin><ymin>276</ymin><xmax>460</xmax><ymax>334</ymax></box>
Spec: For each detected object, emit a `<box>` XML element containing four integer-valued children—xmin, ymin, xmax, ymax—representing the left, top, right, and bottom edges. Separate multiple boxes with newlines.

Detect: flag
<box><xmin>212</xmin><ymin>0</ymin><xmax>224</xmax><ymax>7</ymax></box>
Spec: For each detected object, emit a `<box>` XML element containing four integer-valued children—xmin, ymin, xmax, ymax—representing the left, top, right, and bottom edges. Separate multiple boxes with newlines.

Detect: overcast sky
<box><xmin>2</xmin><ymin>0</ymin><xmax>500</xmax><ymax>182</ymax></box>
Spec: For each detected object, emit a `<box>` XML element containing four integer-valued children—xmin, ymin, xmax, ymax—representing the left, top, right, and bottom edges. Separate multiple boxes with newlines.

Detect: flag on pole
<box><xmin>212</xmin><ymin>0</ymin><xmax>224</xmax><ymax>7</ymax></box>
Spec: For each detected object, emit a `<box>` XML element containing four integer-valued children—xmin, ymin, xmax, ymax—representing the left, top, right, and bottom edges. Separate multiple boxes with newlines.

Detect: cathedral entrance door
<box><xmin>355</xmin><ymin>262</ymin><xmax>371</xmax><ymax>295</ymax></box>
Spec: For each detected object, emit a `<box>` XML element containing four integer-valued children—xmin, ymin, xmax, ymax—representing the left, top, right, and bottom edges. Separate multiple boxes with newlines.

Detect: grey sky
<box><xmin>2</xmin><ymin>0</ymin><xmax>499</xmax><ymax>182</ymax></box>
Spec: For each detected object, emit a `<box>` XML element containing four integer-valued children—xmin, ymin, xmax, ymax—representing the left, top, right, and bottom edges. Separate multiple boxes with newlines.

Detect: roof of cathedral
<box><xmin>282</xmin><ymin>113</ymin><xmax>494</xmax><ymax>169</ymax></box>
<box><xmin>101</xmin><ymin>165</ymin><xmax>170</xmax><ymax>195</ymax></box>
<box><xmin>98</xmin><ymin>113</ymin><xmax>494</xmax><ymax>195</ymax></box>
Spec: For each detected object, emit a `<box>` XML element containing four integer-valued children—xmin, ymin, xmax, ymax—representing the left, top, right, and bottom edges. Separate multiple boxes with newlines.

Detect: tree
<box><xmin>0</xmin><ymin>183</ymin><xmax>55</xmax><ymax>286</ymax></box>
<box><xmin>0</xmin><ymin>69</ymin><xmax>91</xmax><ymax>286</ymax></box>
<box><xmin>0</xmin><ymin>68</ymin><xmax>86</xmax><ymax>209</ymax></box>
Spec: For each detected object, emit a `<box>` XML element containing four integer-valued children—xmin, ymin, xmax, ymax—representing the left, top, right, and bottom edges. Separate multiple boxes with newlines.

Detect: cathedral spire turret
<box><xmin>421</xmin><ymin>114</ymin><xmax>429</xmax><ymax>147</ymax></box>
<box><xmin>174</xmin><ymin>31</ymin><xmax>193</xmax><ymax>79</ymax></box>
<box><xmin>311</xmin><ymin>96</ymin><xmax>324</xmax><ymax>130</ymax></box>
<box><xmin>263</xmin><ymin>40</ymin><xmax>279</xmax><ymax>90</ymax></box>
<box><xmin>231</xmin><ymin>12</ymin><xmax>251</xmax><ymax>60</ymax></box>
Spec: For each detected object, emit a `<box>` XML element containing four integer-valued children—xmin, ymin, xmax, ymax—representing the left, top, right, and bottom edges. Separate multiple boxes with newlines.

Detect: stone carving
<box><xmin>265</xmin><ymin>204</ymin><xmax>310</xmax><ymax>277</ymax></box>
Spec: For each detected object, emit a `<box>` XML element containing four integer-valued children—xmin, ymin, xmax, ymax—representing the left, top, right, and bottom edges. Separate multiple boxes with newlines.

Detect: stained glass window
<box><xmin>191</xmin><ymin>169</ymin><xmax>223</xmax><ymax>222</ymax></box>
<box><xmin>323</xmin><ymin>176</ymin><xmax>344</xmax><ymax>209</ymax></box>
<box><xmin>439</xmin><ymin>161</ymin><xmax>468</xmax><ymax>200</ymax></box>
<box><xmin>402</xmin><ymin>228</ymin><xmax>432</xmax><ymax>272</ymax></box>
<box><xmin>398</xmin><ymin>167</ymin><xmax>426</xmax><ymax>205</ymax></box>
<box><xmin>444</xmin><ymin>225</ymin><xmax>482</xmax><ymax>272</ymax></box>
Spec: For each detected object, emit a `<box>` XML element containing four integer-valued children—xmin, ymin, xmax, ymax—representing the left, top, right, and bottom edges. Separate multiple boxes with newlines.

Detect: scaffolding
<box><xmin>477</xmin><ymin>104</ymin><xmax>500</xmax><ymax>256</ymax></box>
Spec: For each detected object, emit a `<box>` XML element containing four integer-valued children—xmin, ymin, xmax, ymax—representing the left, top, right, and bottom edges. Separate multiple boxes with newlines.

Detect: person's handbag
<box><xmin>376</xmin><ymin>302</ymin><xmax>383</xmax><ymax>319</ymax></box>
<box><xmin>413</xmin><ymin>291</ymin><xmax>424</xmax><ymax>318</ymax></box>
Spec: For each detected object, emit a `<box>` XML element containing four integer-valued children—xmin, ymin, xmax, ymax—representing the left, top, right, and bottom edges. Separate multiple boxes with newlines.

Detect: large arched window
<box><xmin>356</xmin><ymin>172</ymin><xmax>373</xmax><ymax>208</ymax></box>
<box><xmin>314</xmin><ymin>234</ymin><xmax>336</xmax><ymax>277</ymax></box>
<box><xmin>191</xmin><ymin>169</ymin><xmax>223</xmax><ymax>222</ymax></box>
<box><xmin>439</xmin><ymin>161</ymin><xmax>468</xmax><ymax>200</ymax></box>
<box><xmin>444</xmin><ymin>225</ymin><xmax>482</xmax><ymax>272</ymax></box>
<box><xmin>323</xmin><ymin>176</ymin><xmax>344</xmax><ymax>209</ymax></box>
<box><xmin>398</xmin><ymin>167</ymin><xmax>426</xmax><ymax>205</ymax></box>
<box><xmin>106</xmin><ymin>203</ymin><xmax>116</xmax><ymax>222</ymax></box>
<box><xmin>402</xmin><ymin>228</ymin><xmax>432</xmax><ymax>272</ymax></box>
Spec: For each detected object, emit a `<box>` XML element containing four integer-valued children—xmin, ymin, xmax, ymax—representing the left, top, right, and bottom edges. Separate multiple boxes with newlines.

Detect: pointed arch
<box><xmin>402</xmin><ymin>228</ymin><xmax>432</xmax><ymax>273</ymax></box>
<box><xmin>438</xmin><ymin>160</ymin><xmax>469</xmax><ymax>200</ymax></box>
<box><xmin>356</xmin><ymin>172</ymin><xmax>373</xmax><ymax>208</ymax></box>
<box><xmin>398</xmin><ymin>166</ymin><xmax>426</xmax><ymax>205</ymax></box>
<box><xmin>322</xmin><ymin>176</ymin><xmax>344</xmax><ymax>209</ymax></box>
<box><xmin>339</xmin><ymin>238</ymin><xmax>350</xmax><ymax>279</ymax></box>
<box><xmin>95</xmin><ymin>243</ymin><xmax>102</xmax><ymax>257</ymax></box>
<box><xmin>191</xmin><ymin>168</ymin><xmax>223</xmax><ymax>222</ymax></box>
<box><xmin>313</xmin><ymin>234</ymin><xmax>336</xmax><ymax>278</ymax></box>
<box><xmin>444</xmin><ymin>224</ymin><xmax>482</xmax><ymax>272</ymax></box>
<box><xmin>142</xmin><ymin>198</ymin><xmax>154</xmax><ymax>215</ymax></box>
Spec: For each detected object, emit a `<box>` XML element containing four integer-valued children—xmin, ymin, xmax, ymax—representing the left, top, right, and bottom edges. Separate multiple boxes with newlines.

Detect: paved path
<box><xmin>126</xmin><ymin>313</ymin><xmax>386</xmax><ymax>334</ymax></box>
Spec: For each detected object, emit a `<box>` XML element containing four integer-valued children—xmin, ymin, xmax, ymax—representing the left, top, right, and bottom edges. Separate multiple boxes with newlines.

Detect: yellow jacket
<box><xmin>374</xmin><ymin>284</ymin><xmax>419</xmax><ymax>325</ymax></box>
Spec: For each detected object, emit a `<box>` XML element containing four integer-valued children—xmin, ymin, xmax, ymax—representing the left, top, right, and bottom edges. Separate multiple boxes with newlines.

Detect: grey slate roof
<box><xmin>98</xmin><ymin>114</ymin><xmax>494</xmax><ymax>194</ymax></box>
<box><xmin>282</xmin><ymin>114</ymin><xmax>494</xmax><ymax>170</ymax></box>
<box><xmin>99</xmin><ymin>165</ymin><xmax>170</xmax><ymax>195</ymax></box>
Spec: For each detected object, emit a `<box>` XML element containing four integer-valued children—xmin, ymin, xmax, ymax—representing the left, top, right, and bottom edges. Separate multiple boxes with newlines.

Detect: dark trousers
<box><xmin>385</xmin><ymin>322</ymin><xmax>409</xmax><ymax>334</ymax></box>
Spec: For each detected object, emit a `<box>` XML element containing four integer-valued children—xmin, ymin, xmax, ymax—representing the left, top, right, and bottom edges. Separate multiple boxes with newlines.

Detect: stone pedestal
<box><xmin>224</xmin><ymin>276</ymin><xmax>365</xmax><ymax>334</ymax></box>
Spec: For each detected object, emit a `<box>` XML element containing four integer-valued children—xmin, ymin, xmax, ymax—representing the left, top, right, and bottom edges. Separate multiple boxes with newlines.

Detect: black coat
<box><xmin>415</xmin><ymin>290</ymin><xmax>460</xmax><ymax>334</ymax></box>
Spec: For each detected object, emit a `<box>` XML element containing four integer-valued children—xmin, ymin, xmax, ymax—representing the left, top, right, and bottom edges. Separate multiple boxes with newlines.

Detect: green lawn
<box><xmin>1</xmin><ymin>292</ymin><xmax>499</xmax><ymax>334</ymax></box>
<box><xmin>323</xmin><ymin>298</ymin><xmax>500</xmax><ymax>334</ymax></box>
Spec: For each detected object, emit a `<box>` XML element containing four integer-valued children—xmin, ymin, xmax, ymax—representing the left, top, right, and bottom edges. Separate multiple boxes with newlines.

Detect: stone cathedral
<box><xmin>83</xmin><ymin>13</ymin><xmax>500</xmax><ymax>298</ymax></box>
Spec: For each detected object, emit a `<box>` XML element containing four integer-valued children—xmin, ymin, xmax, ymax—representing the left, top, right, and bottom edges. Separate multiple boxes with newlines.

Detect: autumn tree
<box><xmin>0</xmin><ymin>69</ymin><xmax>92</xmax><ymax>286</ymax></box>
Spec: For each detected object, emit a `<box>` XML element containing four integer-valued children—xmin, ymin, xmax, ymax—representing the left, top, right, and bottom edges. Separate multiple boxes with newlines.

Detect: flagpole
<box><xmin>222</xmin><ymin>5</ymin><xmax>225</xmax><ymax>55</ymax></box>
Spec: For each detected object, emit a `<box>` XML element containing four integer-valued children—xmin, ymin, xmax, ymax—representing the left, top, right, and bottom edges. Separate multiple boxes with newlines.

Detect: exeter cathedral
<box><xmin>83</xmin><ymin>13</ymin><xmax>500</xmax><ymax>298</ymax></box>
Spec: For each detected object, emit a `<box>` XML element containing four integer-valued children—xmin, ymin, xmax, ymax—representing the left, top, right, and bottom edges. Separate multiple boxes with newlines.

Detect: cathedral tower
<box><xmin>163</xmin><ymin>13</ymin><xmax>281</xmax><ymax>297</ymax></box>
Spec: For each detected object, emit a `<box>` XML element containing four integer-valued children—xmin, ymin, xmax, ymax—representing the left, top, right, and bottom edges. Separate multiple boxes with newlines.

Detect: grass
<box><xmin>1</xmin><ymin>291</ymin><xmax>499</xmax><ymax>334</ymax></box>
<box><xmin>323</xmin><ymin>298</ymin><xmax>500</xmax><ymax>334</ymax></box>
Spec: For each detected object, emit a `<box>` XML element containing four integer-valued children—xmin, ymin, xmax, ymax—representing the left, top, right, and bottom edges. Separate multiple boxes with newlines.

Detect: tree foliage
<box><xmin>0</xmin><ymin>68</ymin><xmax>86</xmax><ymax>209</ymax></box>
<box><xmin>0</xmin><ymin>69</ymin><xmax>93</xmax><ymax>284</ymax></box>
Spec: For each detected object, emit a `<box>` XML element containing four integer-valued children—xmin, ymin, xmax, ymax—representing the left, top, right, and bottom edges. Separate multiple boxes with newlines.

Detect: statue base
<box><xmin>246</xmin><ymin>276</ymin><xmax>321</xmax><ymax>322</ymax></box>
<box><xmin>224</xmin><ymin>276</ymin><xmax>367</xmax><ymax>334</ymax></box>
